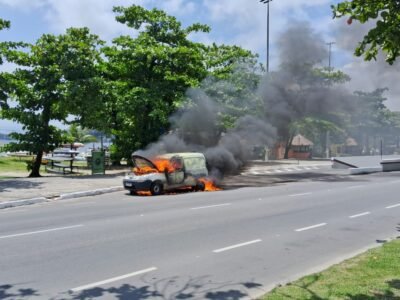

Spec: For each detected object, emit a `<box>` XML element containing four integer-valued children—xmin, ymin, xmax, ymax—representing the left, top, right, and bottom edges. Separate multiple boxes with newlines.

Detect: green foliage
<box><xmin>0</xmin><ymin>18</ymin><xmax>10</xmax><ymax>30</ymax></box>
<box><xmin>332</xmin><ymin>0</ymin><xmax>400</xmax><ymax>64</ymax></box>
<box><xmin>0</xmin><ymin>28</ymin><xmax>104</xmax><ymax>176</ymax></box>
<box><xmin>100</xmin><ymin>5</ymin><xmax>256</xmax><ymax>162</ymax></box>
<box><xmin>65</xmin><ymin>124</ymin><xmax>98</xmax><ymax>144</ymax></box>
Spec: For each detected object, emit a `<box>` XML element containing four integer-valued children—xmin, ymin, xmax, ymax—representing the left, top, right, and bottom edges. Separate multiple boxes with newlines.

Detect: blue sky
<box><xmin>1</xmin><ymin>0</ymin><xmax>399</xmax><ymax>133</ymax></box>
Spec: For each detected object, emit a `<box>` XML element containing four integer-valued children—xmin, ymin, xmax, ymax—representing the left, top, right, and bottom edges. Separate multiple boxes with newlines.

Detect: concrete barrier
<box><xmin>381</xmin><ymin>159</ymin><xmax>400</xmax><ymax>172</ymax></box>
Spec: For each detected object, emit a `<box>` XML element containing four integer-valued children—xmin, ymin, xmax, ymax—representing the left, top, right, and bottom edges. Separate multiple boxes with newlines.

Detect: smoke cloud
<box><xmin>136</xmin><ymin>73</ymin><xmax>277</xmax><ymax>178</ymax></box>
<box><xmin>136</xmin><ymin>22</ymin><xmax>361</xmax><ymax>177</ymax></box>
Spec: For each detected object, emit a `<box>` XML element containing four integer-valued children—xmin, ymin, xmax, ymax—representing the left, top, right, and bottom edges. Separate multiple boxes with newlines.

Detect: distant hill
<box><xmin>0</xmin><ymin>133</ymin><xmax>10</xmax><ymax>140</ymax></box>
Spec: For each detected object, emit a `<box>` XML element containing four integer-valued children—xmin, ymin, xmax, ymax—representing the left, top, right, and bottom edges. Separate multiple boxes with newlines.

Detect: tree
<box><xmin>332</xmin><ymin>0</ymin><xmax>400</xmax><ymax>64</ymax></box>
<box><xmin>65</xmin><ymin>124</ymin><xmax>98</xmax><ymax>144</ymax></box>
<box><xmin>101</xmin><ymin>5</ymin><xmax>255</xmax><ymax>164</ymax></box>
<box><xmin>0</xmin><ymin>28</ymin><xmax>104</xmax><ymax>177</ymax></box>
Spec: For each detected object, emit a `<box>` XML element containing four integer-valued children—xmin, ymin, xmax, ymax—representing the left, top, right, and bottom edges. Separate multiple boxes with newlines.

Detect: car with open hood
<box><xmin>123</xmin><ymin>152</ymin><xmax>208</xmax><ymax>195</ymax></box>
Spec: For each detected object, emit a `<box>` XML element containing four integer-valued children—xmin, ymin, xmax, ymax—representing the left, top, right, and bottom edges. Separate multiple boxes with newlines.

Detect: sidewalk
<box><xmin>0</xmin><ymin>169</ymin><xmax>127</xmax><ymax>208</ymax></box>
<box><xmin>0</xmin><ymin>160</ymin><xmax>333</xmax><ymax>209</ymax></box>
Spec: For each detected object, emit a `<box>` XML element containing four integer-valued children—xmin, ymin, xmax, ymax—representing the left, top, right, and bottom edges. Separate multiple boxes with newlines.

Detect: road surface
<box><xmin>1</xmin><ymin>170</ymin><xmax>399</xmax><ymax>299</ymax></box>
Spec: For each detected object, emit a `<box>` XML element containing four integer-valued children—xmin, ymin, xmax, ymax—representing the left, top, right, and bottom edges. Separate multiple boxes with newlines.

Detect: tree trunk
<box><xmin>29</xmin><ymin>150</ymin><xmax>43</xmax><ymax>177</ymax></box>
<box><xmin>284</xmin><ymin>135</ymin><xmax>294</xmax><ymax>159</ymax></box>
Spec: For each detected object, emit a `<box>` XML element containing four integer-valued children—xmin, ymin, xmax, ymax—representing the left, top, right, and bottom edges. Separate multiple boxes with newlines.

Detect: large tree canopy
<box><xmin>100</xmin><ymin>5</ymin><xmax>255</xmax><ymax>163</ymax></box>
<box><xmin>0</xmin><ymin>28</ymin><xmax>104</xmax><ymax>177</ymax></box>
<box><xmin>332</xmin><ymin>0</ymin><xmax>400</xmax><ymax>64</ymax></box>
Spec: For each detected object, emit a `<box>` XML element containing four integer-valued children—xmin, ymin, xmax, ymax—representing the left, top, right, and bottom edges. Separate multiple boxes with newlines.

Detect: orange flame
<box><xmin>199</xmin><ymin>178</ymin><xmax>222</xmax><ymax>191</ymax></box>
<box><xmin>133</xmin><ymin>158</ymin><xmax>176</xmax><ymax>175</ymax></box>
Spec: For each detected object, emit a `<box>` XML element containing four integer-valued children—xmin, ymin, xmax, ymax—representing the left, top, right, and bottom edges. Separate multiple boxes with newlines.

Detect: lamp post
<box><xmin>260</xmin><ymin>0</ymin><xmax>272</xmax><ymax>73</ymax></box>
<box><xmin>326</xmin><ymin>41</ymin><xmax>335</xmax><ymax>72</ymax></box>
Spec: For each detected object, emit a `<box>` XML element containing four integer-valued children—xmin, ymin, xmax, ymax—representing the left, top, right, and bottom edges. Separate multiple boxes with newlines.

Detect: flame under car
<box><xmin>123</xmin><ymin>152</ymin><xmax>209</xmax><ymax>196</ymax></box>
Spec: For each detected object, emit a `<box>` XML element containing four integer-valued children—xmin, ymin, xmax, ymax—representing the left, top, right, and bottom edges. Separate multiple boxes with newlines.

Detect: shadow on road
<box><xmin>53</xmin><ymin>276</ymin><xmax>263</xmax><ymax>300</ymax></box>
<box><xmin>0</xmin><ymin>284</ymin><xmax>40</xmax><ymax>299</ymax></box>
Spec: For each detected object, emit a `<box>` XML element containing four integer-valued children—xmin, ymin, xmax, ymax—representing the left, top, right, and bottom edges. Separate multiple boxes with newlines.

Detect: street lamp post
<box><xmin>260</xmin><ymin>0</ymin><xmax>272</xmax><ymax>73</ymax></box>
<box><xmin>326</xmin><ymin>41</ymin><xmax>335</xmax><ymax>72</ymax></box>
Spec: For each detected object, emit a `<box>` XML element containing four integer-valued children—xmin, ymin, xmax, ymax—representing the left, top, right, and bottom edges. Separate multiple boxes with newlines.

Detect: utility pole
<box><xmin>326</xmin><ymin>41</ymin><xmax>335</xmax><ymax>72</ymax></box>
<box><xmin>260</xmin><ymin>0</ymin><xmax>273</xmax><ymax>72</ymax></box>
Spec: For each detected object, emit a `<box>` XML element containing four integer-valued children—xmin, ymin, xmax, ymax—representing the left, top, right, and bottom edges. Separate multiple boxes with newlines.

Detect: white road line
<box><xmin>295</xmin><ymin>223</ymin><xmax>327</xmax><ymax>232</ymax></box>
<box><xmin>274</xmin><ymin>169</ymin><xmax>283</xmax><ymax>173</ymax></box>
<box><xmin>386</xmin><ymin>203</ymin><xmax>400</xmax><ymax>209</ymax></box>
<box><xmin>0</xmin><ymin>225</ymin><xmax>84</xmax><ymax>240</ymax></box>
<box><xmin>70</xmin><ymin>267</ymin><xmax>157</xmax><ymax>292</ymax></box>
<box><xmin>289</xmin><ymin>192</ymin><xmax>312</xmax><ymax>197</ymax></box>
<box><xmin>191</xmin><ymin>203</ymin><xmax>231</xmax><ymax>210</ymax></box>
<box><xmin>347</xmin><ymin>185</ymin><xmax>364</xmax><ymax>189</ymax></box>
<box><xmin>349</xmin><ymin>212</ymin><xmax>371</xmax><ymax>219</ymax></box>
<box><xmin>64</xmin><ymin>201</ymin><xmax>97</xmax><ymax>206</ymax></box>
<box><xmin>213</xmin><ymin>239</ymin><xmax>262</xmax><ymax>253</ymax></box>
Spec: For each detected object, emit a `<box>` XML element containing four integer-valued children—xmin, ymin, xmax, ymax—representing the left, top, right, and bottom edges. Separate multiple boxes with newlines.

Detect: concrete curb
<box><xmin>0</xmin><ymin>186</ymin><xmax>124</xmax><ymax>209</ymax></box>
<box><xmin>58</xmin><ymin>186</ymin><xmax>124</xmax><ymax>200</ymax></box>
<box><xmin>349</xmin><ymin>167</ymin><xmax>382</xmax><ymax>175</ymax></box>
<box><xmin>0</xmin><ymin>197</ymin><xmax>47</xmax><ymax>209</ymax></box>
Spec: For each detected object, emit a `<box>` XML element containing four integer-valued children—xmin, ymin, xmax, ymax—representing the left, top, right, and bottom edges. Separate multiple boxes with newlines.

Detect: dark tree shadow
<box><xmin>0</xmin><ymin>179</ymin><xmax>44</xmax><ymax>192</ymax></box>
<box><xmin>56</xmin><ymin>275</ymin><xmax>263</xmax><ymax>300</ymax></box>
<box><xmin>0</xmin><ymin>284</ymin><xmax>40</xmax><ymax>299</ymax></box>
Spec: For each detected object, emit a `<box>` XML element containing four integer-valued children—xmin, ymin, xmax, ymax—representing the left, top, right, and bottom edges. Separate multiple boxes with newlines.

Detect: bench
<box><xmin>45</xmin><ymin>157</ymin><xmax>75</xmax><ymax>174</ymax></box>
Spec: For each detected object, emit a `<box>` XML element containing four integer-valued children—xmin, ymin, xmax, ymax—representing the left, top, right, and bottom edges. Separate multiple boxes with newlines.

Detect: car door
<box><xmin>166</xmin><ymin>156</ymin><xmax>185</xmax><ymax>185</ymax></box>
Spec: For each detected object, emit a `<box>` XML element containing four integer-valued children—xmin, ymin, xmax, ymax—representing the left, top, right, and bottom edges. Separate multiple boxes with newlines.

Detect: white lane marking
<box><xmin>289</xmin><ymin>192</ymin><xmax>312</xmax><ymax>197</ymax></box>
<box><xmin>213</xmin><ymin>239</ymin><xmax>262</xmax><ymax>253</ymax></box>
<box><xmin>64</xmin><ymin>201</ymin><xmax>97</xmax><ymax>206</ymax></box>
<box><xmin>274</xmin><ymin>169</ymin><xmax>283</xmax><ymax>173</ymax></box>
<box><xmin>389</xmin><ymin>180</ymin><xmax>400</xmax><ymax>184</ymax></box>
<box><xmin>349</xmin><ymin>211</ymin><xmax>371</xmax><ymax>219</ymax></box>
<box><xmin>191</xmin><ymin>203</ymin><xmax>231</xmax><ymax>210</ymax></box>
<box><xmin>347</xmin><ymin>185</ymin><xmax>364</xmax><ymax>189</ymax></box>
<box><xmin>295</xmin><ymin>223</ymin><xmax>327</xmax><ymax>232</ymax></box>
<box><xmin>386</xmin><ymin>203</ymin><xmax>400</xmax><ymax>209</ymax></box>
<box><xmin>70</xmin><ymin>267</ymin><xmax>157</xmax><ymax>292</ymax></box>
<box><xmin>0</xmin><ymin>225</ymin><xmax>83</xmax><ymax>240</ymax></box>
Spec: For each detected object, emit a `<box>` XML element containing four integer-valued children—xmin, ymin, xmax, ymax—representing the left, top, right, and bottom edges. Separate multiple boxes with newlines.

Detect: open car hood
<box><xmin>131</xmin><ymin>155</ymin><xmax>159</xmax><ymax>172</ymax></box>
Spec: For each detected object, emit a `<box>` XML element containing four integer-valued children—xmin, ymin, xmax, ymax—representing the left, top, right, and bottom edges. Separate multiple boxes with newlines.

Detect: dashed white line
<box><xmin>213</xmin><ymin>239</ymin><xmax>262</xmax><ymax>253</ymax></box>
<box><xmin>0</xmin><ymin>224</ymin><xmax>84</xmax><ymax>240</ymax></box>
<box><xmin>289</xmin><ymin>192</ymin><xmax>312</xmax><ymax>197</ymax></box>
<box><xmin>295</xmin><ymin>223</ymin><xmax>327</xmax><ymax>232</ymax></box>
<box><xmin>386</xmin><ymin>203</ymin><xmax>400</xmax><ymax>209</ymax></box>
<box><xmin>191</xmin><ymin>203</ymin><xmax>231</xmax><ymax>210</ymax></box>
<box><xmin>349</xmin><ymin>211</ymin><xmax>371</xmax><ymax>219</ymax></box>
<box><xmin>347</xmin><ymin>185</ymin><xmax>364</xmax><ymax>189</ymax></box>
<box><xmin>70</xmin><ymin>267</ymin><xmax>158</xmax><ymax>292</ymax></box>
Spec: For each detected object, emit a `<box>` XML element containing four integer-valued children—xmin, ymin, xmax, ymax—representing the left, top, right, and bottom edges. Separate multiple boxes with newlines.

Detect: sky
<box><xmin>0</xmin><ymin>0</ymin><xmax>399</xmax><ymax>134</ymax></box>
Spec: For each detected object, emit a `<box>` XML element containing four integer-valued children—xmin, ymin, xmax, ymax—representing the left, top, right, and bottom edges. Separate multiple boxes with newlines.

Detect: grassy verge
<box><xmin>0</xmin><ymin>156</ymin><xmax>47</xmax><ymax>176</ymax></box>
<box><xmin>261</xmin><ymin>239</ymin><xmax>400</xmax><ymax>299</ymax></box>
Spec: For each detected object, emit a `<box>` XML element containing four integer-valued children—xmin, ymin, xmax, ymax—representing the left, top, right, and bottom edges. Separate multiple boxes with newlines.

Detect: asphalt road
<box><xmin>1</xmin><ymin>170</ymin><xmax>400</xmax><ymax>299</ymax></box>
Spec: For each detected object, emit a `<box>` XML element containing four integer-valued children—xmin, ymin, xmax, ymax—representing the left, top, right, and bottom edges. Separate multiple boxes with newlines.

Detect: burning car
<box><xmin>123</xmin><ymin>152</ymin><xmax>212</xmax><ymax>195</ymax></box>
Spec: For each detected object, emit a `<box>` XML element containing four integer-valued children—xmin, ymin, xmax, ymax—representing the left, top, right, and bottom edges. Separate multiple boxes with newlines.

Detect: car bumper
<box><xmin>123</xmin><ymin>179</ymin><xmax>152</xmax><ymax>192</ymax></box>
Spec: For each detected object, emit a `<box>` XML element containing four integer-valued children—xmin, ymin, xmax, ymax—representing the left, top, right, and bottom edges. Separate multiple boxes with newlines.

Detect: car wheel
<box><xmin>129</xmin><ymin>190</ymin><xmax>137</xmax><ymax>196</ymax></box>
<box><xmin>195</xmin><ymin>181</ymin><xmax>205</xmax><ymax>191</ymax></box>
<box><xmin>150</xmin><ymin>181</ymin><xmax>163</xmax><ymax>196</ymax></box>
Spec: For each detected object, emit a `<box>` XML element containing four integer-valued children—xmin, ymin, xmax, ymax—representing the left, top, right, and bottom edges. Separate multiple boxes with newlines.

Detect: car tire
<box><xmin>150</xmin><ymin>181</ymin><xmax>163</xmax><ymax>196</ymax></box>
<box><xmin>129</xmin><ymin>190</ymin><xmax>137</xmax><ymax>196</ymax></box>
<box><xmin>195</xmin><ymin>181</ymin><xmax>205</xmax><ymax>191</ymax></box>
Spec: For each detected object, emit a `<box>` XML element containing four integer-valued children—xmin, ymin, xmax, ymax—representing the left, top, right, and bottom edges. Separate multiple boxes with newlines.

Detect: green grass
<box><xmin>261</xmin><ymin>239</ymin><xmax>400</xmax><ymax>299</ymax></box>
<box><xmin>0</xmin><ymin>156</ymin><xmax>50</xmax><ymax>176</ymax></box>
<box><xmin>0</xmin><ymin>156</ymin><xmax>33</xmax><ymax>172</ymax></box>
